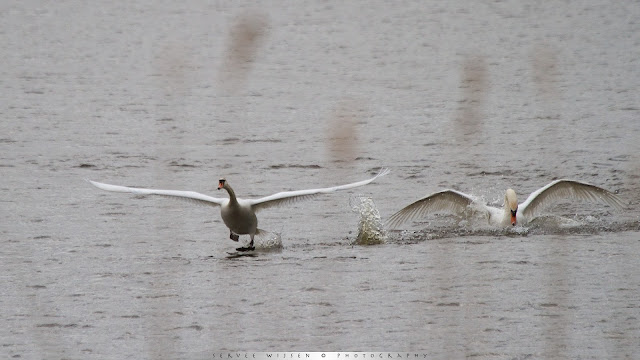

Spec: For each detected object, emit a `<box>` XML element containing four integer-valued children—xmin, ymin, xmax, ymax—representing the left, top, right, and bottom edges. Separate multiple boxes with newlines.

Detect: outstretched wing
<box><xmin>386</xmin><ymin>189</ymin><xmax>478</xmax><ymax>229</ymax></box>
<box><xmin>519</xmin><ymin>179</ymin><xmax>625</xmax><ymax>219</ymax></box>
<box><xmin>248</xmin><ymin>168</ymin><xmax>389</xmax><ymax>212</ymax></box>
<box><xmin>87</xmin><ymin>179</ymin><xmax>226</xmax><ymax>207</ymax></box>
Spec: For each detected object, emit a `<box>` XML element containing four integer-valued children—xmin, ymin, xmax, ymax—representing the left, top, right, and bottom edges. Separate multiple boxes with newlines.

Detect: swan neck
<box><xmin>224</xmin><ymin>184</ymin><xmax>238</xmax><ymax>204</ymax></box>
<box><xmin>505</xmin><ymin>189</ymin><xmax>518</xmax><ymax>211</ymax></box>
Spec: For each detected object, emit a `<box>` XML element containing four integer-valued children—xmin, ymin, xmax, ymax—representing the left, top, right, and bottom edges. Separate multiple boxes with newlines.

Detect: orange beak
<box><xmin>511</xmin><ymin>213</ymin><xmax>517</xmax><ymax>226</ymax></box>
<box><xmin>218</xmin><ymin>182</ymin><xmax>224</xmax><ymax>190</ymax></box>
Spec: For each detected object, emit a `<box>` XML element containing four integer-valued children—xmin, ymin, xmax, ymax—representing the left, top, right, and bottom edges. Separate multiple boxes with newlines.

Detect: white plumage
<box><xmin>89</xmin><ymin>168</ymin><xmax>389</xmax><ymax>251</ymax></box>
<box><xmin>386</xmin><ymin>179</ymin><xmax>625</xmax><ymax>229</ymax></box>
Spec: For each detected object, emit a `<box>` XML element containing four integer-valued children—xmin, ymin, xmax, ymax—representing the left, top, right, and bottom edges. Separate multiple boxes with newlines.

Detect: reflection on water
<box><xmin>218</xmin><ymin>10</ymin><xmax>270</xmax><ymax>94</ymax></box>
<box><xmin>2</xmin><ymin>0</ymin><xmax>640</xmax><ymax>358</ymax></box>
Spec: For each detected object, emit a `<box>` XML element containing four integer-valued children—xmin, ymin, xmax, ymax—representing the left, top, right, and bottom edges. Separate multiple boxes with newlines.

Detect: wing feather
<box><xmin>87</xmin><ymin>179</ymin><xmax>225</xmax><ymax>207</ymax></box>
<box><xmin>519</xmin><ymin>179</ymin><xmax>625</xmax><ymax>219</ymax></box>
<box><xmin>386</xmin><ymin>190</ymin><xmax>477</xmax><ymax>229</ymax></box>
<box><xmin>248</xmin><ymin>168</ymin><xmax>389</xmax><ymax>212</ymax></box>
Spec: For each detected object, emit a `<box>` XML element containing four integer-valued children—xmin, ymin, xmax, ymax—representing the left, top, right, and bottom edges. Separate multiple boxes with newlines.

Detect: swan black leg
<box><xmin>235</xmin><ymin>236</ymin><xmax>255</xmax><ymax>252</ymax></box>
<box><xmin>229</xmin><ymin>232</ymin><xmax>239</xmax><ymax>241</ymax></box>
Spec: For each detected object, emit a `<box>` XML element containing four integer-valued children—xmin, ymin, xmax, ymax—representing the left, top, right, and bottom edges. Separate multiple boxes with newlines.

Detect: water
<box><xmin>2</xmin><ymin>1</ymin><xmax>640</xmax><ymax>358</ymax></box>
<box><xmin>350</xmin><ymin>195</ymin><xmax>386</xmax><ymax>245</ymax></box>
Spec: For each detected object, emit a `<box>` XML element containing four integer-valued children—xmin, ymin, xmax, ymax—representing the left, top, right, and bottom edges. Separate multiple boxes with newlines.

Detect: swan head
<box><xmin>218</xmin><ymin>178</ymin><xmax>226</xmax><ymax>190</ymax></box>
<box><xmin>505</xmin><ymin>189</ymin><xmax>518</xmax><ymax>226</ymax></box>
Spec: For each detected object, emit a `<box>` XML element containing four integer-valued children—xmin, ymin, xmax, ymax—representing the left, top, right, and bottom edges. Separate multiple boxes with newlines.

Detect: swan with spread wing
<box><xmin>386</xmin><ymin>179</ymin><xmax>625</xmax><ymax>229</ymax></box>
<box><xmin>89</xmin><ymin>168</ymin><xmax>389</xmax><ymax>251</ymax></box>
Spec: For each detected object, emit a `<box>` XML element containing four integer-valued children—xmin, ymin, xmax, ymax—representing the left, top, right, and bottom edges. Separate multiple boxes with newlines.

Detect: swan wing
<box><xmin>87</xmin><ymin>179</ymin><xmax>225</xmax><ymax>206</ymax></box>
<box><xmin>248</xmin><ymin>168</ymin><xmax>389</xmax><ymax>211</ymax></box>
<box><xmin>519</xmin><ymin>179</ymin><xmax>625</xmax><ymax>219</ymax></box>
<box><xmin>386</xmin><ymin>189</ymin><xmax>479</xmax><ymax>229</ymax></box>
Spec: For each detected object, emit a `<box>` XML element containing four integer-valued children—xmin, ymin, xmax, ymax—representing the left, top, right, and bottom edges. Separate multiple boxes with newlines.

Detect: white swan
<box><xmin>386</xmin><ymin>179</ymin><xmax>625</xmax><ymax>229</ymax></box>
<box><xmin>88</xmin><ymin>168</ymin><xmax>389</xmax><ymax>251</ymax></box>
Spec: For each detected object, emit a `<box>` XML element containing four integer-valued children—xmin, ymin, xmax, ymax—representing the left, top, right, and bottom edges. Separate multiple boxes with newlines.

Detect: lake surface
<box><xmin>2</xmin><ymin>1</ymin><xmax>639</xmax><ymax>359</ymax></box>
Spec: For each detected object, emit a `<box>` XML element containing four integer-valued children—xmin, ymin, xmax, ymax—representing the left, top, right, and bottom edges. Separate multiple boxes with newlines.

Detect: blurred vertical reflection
<box><xmin>454</xmin><ymin>55</ymin><xmax>488</xmax><ymax>142</ymax></box>
<box><xmin>531</xmin><ymin>43</ymin><xmax>560</xmax><ymax>103</ymax></box>
<box><xmin>218</xmin><ymin>11</ymin><xmax>270</xmax><ymax>94</ymax></box>
<box><xmin>326</xmin><ymin>98</ymin><xmax>364</xmax><ymax>164</ymax></box>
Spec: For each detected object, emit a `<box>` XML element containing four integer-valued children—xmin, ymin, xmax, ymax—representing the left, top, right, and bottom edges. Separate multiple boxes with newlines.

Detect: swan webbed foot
<box><xmin>229</xmin><ymin>232</ymin><xmax>239</xmax><ymax>241</ymax></box>
<box><xmin>235</xmin><ymin>245</ymin><xmax>255</xmax><ymax>252</ymax></box>
<box><xmin>235</xmin><ymin>239</ymin><xmax>254</xmax><ymax>252</ymax></box>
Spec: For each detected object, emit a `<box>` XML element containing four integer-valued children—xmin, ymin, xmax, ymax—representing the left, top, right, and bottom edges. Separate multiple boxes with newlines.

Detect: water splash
<box><xmin>254</xmin><ymin>229</ymin><xmax>283</xmax><ymax>251</ymax></box>
<box><xmin>349</xmin><ymin>195</ymin><xmax>386</xmax><ymax>245</ymax></box>
<box><xmin>387</xmin><ymin>213</ymin><xmax>633</xmax><ymax>243</ymax></box>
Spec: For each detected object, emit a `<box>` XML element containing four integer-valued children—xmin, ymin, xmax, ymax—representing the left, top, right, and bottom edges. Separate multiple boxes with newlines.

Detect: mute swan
<box><xmin>386</xmin><ymin>179</ymin><xmax>624</xmax><ymax>229</ymax></box>
<box><xmin>88</xmin><ymin>168</ymin><xmax>389</xmax><ymax>251</ymax></box>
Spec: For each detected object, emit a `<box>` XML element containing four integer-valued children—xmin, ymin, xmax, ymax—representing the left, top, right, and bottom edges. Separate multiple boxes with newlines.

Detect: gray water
<box><xmin>2</xmin><ymin>1</ymin><xmax>640</xmax><ymax>358</ymax></box>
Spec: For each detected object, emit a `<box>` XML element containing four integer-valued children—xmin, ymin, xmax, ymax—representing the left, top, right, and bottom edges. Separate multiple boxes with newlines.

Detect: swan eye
<box><xmin>510</xmin><ymin>209</ymin><xmax>517</xmax><ymax>216</ymax></box>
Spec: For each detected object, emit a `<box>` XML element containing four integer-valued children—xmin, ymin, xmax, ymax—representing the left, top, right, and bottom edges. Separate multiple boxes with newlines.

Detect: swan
<box><xmin>386</xmin><ymin>179</ymin><xmax>625</xmax><ymax>229</ymax></box>
<box><xmin>88</xmin><ymin>168</ymin><xmax>389</xmax><ymax>251</ymax></box>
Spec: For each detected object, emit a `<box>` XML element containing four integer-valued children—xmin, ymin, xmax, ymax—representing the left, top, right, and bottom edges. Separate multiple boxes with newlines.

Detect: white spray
<box><xmin>349</xmin><ymin>195</ymin><xmax>386</xmax><ymax>245</ymax></box>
